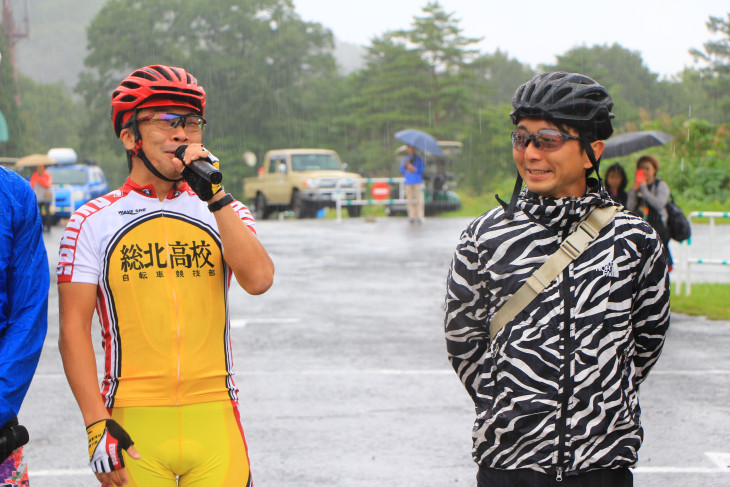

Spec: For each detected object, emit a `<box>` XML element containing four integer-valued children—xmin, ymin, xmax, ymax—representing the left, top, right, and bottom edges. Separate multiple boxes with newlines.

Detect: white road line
<box><xmin>634</xmin><ymin>467</ymin><xmax>728</xmax><ymax>474</ymax></box>
<box><xmin>31</xmin><ymin>369</ymin><xmax>730</xmax><ymax>380</ymax></box>
<box><xmin>29</xmin><ymin>465</ymin><xmax>730</xmax><ymax>477</ymax></box>
<box><xmin>230</xmin><ymin>317</ymin><xmax>300</xmax><ymax>328</ymax></box>
<box><xmin>31</xmin><ymin>468</ymin><xmax>93</xmax><ymax>477</ymax></box>
<box><xmin>651</xmin><ymin>370</ymin><xmax>730</xmax><ymax>376</ymax></box>
<box><xmin>707</xmin><ymin>452</ymin><xmax>730</xmax><ymax>470</ymax></box>
<box><xmin>234</xmin><ymin>369</ymin><xmax>455</xmax><ymax>376</ymax></box>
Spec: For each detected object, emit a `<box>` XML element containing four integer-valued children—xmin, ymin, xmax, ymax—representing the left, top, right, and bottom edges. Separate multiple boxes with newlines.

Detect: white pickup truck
<box><xmin>242</xmin><ymin>148</ymin><xmax>363</xmax><ymax>219</ymax></box>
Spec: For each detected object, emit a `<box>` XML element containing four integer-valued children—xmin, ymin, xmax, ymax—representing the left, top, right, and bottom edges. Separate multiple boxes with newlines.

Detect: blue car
<box><xmin>46</xmin><ymin>163</ymin><xmax>109</xmax><ymax>221</ymax></box>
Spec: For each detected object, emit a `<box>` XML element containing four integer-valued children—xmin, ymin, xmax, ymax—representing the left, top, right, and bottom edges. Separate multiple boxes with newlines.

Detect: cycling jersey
<box><xmin>57</xmin><ymin>179</ymin><xmax>256</xmax><ymax>408</ymax></box>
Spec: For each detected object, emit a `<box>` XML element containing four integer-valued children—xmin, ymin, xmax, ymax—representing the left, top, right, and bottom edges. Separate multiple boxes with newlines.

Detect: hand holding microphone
<box><xmin>176</xmin><ymin>144</ymin><xmax>223</xmax><ymax>201</ymax></box>
<box><xmin>175</xmin><ymin>145</ymin><xmax>223</xmax><ymax>184</ymax></box>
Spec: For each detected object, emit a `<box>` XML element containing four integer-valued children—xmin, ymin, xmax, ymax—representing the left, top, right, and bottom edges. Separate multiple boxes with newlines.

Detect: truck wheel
<box><xmin>346</xmin><ymin>206</ymin><xmax>362</xmax><ymax>217</ymax></box>
<box><xmin>292</xmin><ymin>192</ymin><xmax>314</xmax><ymax>219</ymax></box>
<box><xmin>254</xmin><ymin>193</ymin><xmax>269</xmax><ymax>220</ymax></box>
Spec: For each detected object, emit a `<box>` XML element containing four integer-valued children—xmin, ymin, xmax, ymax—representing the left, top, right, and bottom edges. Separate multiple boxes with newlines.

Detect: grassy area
<box><xmin>671</xmin><ymin>283</ymin><xmax>730</xmax><ymax>321</ymax></box>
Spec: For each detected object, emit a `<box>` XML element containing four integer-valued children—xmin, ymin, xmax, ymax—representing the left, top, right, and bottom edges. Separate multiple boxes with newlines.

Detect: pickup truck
<box><xmin>242</xmin><ymin>148</ymin><xmax>363</xmax><ymax>219</ymax></box>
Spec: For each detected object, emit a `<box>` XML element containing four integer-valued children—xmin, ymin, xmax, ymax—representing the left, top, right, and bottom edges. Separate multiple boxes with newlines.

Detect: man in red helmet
<box><xmin>57</xmin><ymin>65</ymin><xmax>274</xmax><ymax>487</ymax></box>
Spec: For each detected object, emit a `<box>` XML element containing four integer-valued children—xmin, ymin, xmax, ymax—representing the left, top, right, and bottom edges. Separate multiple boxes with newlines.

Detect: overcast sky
<box><xmin>294</xmin><ymin>0</ymin><xmax>728</xmax><ymax>79</ymax></box>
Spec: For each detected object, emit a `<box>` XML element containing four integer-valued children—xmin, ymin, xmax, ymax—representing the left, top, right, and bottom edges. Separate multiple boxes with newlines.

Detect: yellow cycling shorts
<box><xmin>111</xmin><ymin>400</ymin><xmax>252</xmax><ymax>487</ymax></box>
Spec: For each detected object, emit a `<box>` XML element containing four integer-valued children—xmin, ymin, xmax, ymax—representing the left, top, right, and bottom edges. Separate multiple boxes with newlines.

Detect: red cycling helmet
<box><xmin>111</xmin><ymin>65</ymin><xmax>206</xmax><ymax>137</ymax></box>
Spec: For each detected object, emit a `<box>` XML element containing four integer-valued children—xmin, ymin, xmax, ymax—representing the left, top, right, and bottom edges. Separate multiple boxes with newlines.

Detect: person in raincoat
<box><xmin>0</xmin><ymin>165</ymin><xmax>49</xmax><ymax>485</ymax></box>
<box><xmin>445</xmin><ymin>72</ymin><xmax>669</xmax><ymax>486</ymax></box>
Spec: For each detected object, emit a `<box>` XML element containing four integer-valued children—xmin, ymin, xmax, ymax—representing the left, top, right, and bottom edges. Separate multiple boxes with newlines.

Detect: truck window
<box><xmin>268</xmin><ymin>158</ymin><xmax>281</xmax><ymax>174</ymax></box>
<box><xmin>291</xmin><ymin>154</ymin><xmax>340</xmax><ymax>171</ymax></box>
<box><xmin>47</xmin><ymin>167</ymin><xmax>87</xmax><ymax>185</ymax></box>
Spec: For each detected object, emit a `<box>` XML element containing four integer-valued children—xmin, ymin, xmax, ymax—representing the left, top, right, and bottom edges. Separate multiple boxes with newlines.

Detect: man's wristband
<box><xmin>208</xmin><ymin>193</ymin><xmax>234</xmax><ymax>213</ymax></box>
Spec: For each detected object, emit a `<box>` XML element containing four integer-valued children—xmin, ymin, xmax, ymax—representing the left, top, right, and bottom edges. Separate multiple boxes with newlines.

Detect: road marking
<box><xmin>634</xmin><ymin>467</ymin><xmax>728</xmax><ymax>474</ymax></box>
<box><xmin>651</xmin><ymin>369</ymin><xmax>730</xmax><ymax>376</ymax></box>
<box><xmin>230</xmin><ymin>317</ymin><xmax>300</xmax><ymax>328</ymax></box>
<box><xmin>236</xmin><ymin>369</ymin><xmax>455</xmax><ymax>376</ymax></box>
<box><xmin>29</xmin><ymin>459</ymin><xmax>730</xmax><ymax>477</ymax></box>
<box><xmin>32</xmin><ymin>369</ymin><xmax>730</xmax><ymax>380</ymax></box>
<box><xmin>31</xmin><ymin>468</ymin><xmax>93</xmax><ymax>477</ymax></box>
<box><xmin>707</xmin><ymin>452</ymin><xmax>730</xmax><ymax>470</ymax></box>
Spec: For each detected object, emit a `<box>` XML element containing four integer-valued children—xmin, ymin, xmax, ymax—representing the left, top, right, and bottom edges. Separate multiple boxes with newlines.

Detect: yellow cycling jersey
<box><xmin>57</xmin><ymin>179</ymin><xmax>257</xmax><ymax>408</ymax></box>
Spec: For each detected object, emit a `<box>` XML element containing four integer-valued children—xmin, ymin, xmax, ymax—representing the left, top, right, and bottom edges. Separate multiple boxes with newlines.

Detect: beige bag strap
<box><xmin>489</xmin><ymin>205</ymin><xmax>620</xmax><ymax>340</ymax></box>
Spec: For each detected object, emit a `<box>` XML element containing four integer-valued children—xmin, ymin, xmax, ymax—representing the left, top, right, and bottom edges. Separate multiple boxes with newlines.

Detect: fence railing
<box><xmin>675</xmin><ymin>211</ymin><xmax>730</xmax><ymax>296</ymax></box>
<box><xmin>334</xmin><ymin>177</ymin><xmax>424</xmax><ymax>222</ymax></box>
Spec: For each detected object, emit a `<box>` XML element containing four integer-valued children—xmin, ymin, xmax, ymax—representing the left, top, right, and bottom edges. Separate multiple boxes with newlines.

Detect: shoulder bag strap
<box><xmin>489</xmin><ymin>205</ymin><xmax>620</xmax><ymax>340</ymax></box>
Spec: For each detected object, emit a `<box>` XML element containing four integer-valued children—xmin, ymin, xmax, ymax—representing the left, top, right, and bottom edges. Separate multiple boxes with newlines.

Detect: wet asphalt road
<box><xmin>21</xmin><ymin>216</ymin><xmax>730</xmax><ymax>486</ymax></box>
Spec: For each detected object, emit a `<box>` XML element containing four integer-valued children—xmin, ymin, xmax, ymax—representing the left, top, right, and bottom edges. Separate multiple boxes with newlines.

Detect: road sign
<box><xmin>371</xmin><ymin>182</ymin><xmax>390</xmax><ymax>200</ymax></box>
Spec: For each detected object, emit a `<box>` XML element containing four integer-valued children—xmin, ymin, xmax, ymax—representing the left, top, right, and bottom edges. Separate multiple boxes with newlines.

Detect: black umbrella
<box><xmin>602</xmin><ymin>130</ymin><xmax>674</xmax><ymax>159</ymax></box>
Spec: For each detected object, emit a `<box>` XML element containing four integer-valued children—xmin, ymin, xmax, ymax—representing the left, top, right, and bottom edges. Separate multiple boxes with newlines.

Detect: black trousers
<box><xmin>477</xmin><ymin>465</ymin><xmax>633</xmax><ymax>487</ymax></box>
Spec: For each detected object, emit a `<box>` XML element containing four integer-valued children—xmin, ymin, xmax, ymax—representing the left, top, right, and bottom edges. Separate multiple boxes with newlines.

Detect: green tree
<box><xmin>77</xmin><ymin>0</ymin><xmax>337</xmax><ymax>189</ymax></box>
<box><xmin>687</xmin><ymin>13</ymin><xmax>730</xmax><ymax>123</ymax></box>
<box><xmin>17</xmin><ymin>74</ymin><xmax>82</xmax><ymax>154</ymax></box>
<box><xmin>390</xmin><ymin>1</ymin><xmax>481</xmax><ymax>138</ymax></box>
<box><xmin>336</xmin><ymin>2</ymin><xmax>482</xmax><ymax>179</ymax></box>
<box><xmin>0</xmin><ymin>27</ymin><xmax>27</xmax><ymax>156</ymax></box>
<box><xmin>543</xmin><ymin>44</ymin><xmax>684</xmax><ymax>130</ymax></box>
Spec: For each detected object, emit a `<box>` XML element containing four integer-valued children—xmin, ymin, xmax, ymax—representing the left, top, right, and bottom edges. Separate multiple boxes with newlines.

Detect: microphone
<box><xmin>175</xmin><ymin>145</ymin><xmax>223</xmax><ymax>185</ymax></box>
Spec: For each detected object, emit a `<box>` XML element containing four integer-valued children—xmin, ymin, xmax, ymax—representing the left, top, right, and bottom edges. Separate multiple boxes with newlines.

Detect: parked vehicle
<box><xmin>242</xmin><ymin>148</ymin><xmax>363</xmax><ymax>219</ymax></box>
<box><xmin>40</xmin><ymin>148</ymin><xmax>109</xmax><ymax>223</ymax></box>
<box><xmin>47</xmin><ymin>163</ymin><xmax>109</xmax><ymax>220</ymax></box>
<box><xmin>386</xmin><ymin>141</ymin><xmax>462</xmax><ymax>216</ymax></box>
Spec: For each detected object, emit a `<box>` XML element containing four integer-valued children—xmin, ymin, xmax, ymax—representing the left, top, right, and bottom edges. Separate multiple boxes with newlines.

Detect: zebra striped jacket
<box><xmin>444</xmin><ymin>189</ymin><xmax>670</xmax><ymax>479</ymax></box>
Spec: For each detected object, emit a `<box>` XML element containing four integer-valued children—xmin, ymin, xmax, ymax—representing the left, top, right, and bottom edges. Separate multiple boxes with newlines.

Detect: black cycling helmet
<box><xmin>510</xmin><ymin>72</ymin><xmax>614</xmax><ymax>141</ymax></box>
<box><xmin>498</xmin><ymin>72</ymin><xmax>615</xmax><ymax>218</ymax></box>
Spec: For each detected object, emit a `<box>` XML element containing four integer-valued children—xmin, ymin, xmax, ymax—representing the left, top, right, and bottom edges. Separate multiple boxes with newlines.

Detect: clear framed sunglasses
<box><xmin>136</xmin><ymin>113</ymin><xmax>207</xmax><ymax>133</ymax></box>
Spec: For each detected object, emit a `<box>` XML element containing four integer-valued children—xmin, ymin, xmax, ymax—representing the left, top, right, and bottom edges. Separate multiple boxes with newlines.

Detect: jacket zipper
<box><xmin>556</xmin><ymin>266</ymin><xmax>573</xmax><ymax>481</ymax></box>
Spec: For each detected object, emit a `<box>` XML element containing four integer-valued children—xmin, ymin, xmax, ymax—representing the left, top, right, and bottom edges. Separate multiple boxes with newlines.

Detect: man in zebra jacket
<box><xmin>444</xmin><ymin>72</ymin><xmax>670</xmax><ymax>487</ymax></box>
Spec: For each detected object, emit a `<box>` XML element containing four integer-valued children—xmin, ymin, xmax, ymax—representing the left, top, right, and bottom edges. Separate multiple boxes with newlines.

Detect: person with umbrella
<box><xmin>400</xmin><ymin>145</ymin><xmax>426</xmax><ymax>224</ymax></box>
<box><xmin>627</xmin><ymin>154</ymin><xmax>673</xmax><ymax>269</ymax></box>
<box><xmin>29</xmin><ymin>163</ymin><xmax>53</xmax><ymax>231</ymax></box>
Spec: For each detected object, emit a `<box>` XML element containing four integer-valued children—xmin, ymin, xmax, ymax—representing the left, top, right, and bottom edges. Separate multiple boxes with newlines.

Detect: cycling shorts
<box><xmin>111</xmin><ymin>400</ymin><xmax>252</xmax><ymax>486</ymax></box>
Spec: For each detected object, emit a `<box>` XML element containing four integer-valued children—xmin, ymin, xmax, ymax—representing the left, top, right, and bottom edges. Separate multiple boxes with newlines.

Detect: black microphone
<box><xmin>175</xmin><ymin>145</ymin><xmax>223</xmax><ymax>185</ymax></box>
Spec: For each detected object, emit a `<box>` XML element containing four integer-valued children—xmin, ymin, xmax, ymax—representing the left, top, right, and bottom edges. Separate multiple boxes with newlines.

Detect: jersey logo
<box><xmin>118</xmin><ymin>208</ymin><xmax>146</xmax><ymax>215</ymax></box>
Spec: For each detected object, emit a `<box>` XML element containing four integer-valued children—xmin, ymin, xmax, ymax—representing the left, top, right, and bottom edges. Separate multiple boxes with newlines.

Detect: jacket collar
<box><xmin>121</xmin><ymin>177</ymin><xmax>191</xmax><ymax>200</ymax></box>
<box><xmin>516</xmin><ymin>180</ymin><xmax>614</xmax><ymax>233</ymax></box>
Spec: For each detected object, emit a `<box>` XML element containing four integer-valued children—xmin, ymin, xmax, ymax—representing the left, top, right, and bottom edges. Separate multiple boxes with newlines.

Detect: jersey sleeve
<box><xmin>57</xmin><ymin>210</ymin><xmax>103</xmax><ymax>284</ymax></box>
<box><xmin>230</xmin><ymin>198</ymin><xmax>257</xmax><ymax>235</ymax></box>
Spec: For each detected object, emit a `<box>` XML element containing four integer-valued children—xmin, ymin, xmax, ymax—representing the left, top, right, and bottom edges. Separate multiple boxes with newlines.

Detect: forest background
<box><xmin>1</xmin><ymin>0</ymin><xmax>730</xmax><ymax>212</ymax></box>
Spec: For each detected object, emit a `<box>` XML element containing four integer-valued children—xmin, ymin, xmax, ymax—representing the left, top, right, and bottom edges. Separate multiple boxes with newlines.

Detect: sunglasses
<box><xmin>511</xmin><ymin>129</ymin><xmax>581</xmax><ymax>152</ymax></box>
<box><xmin>135</xmin><ymin>113</ymin><xmax>207</xmax><ymax>133</ymax></box>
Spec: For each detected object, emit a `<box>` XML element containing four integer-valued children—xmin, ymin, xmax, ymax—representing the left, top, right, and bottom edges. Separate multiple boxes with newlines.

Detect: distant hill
<box><xmin>14</xmin><ymin>0</ymin><xmax>364</xmax><ymax>90</ymax></box>
<box><xmin>14</xmin><ymin>0</ymin><xmax>104</xmax><ymax>88</ymax></box>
